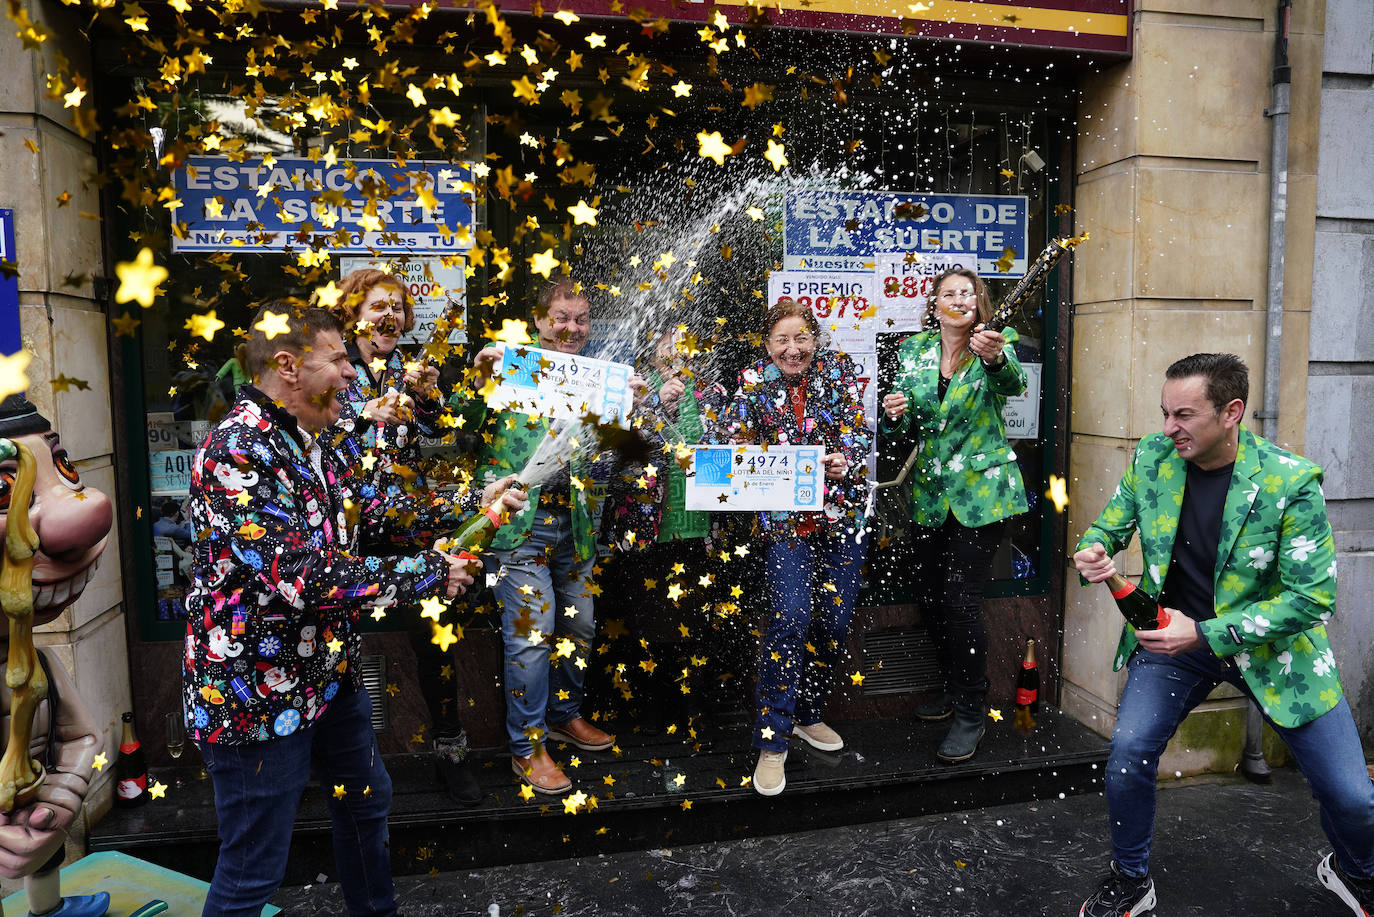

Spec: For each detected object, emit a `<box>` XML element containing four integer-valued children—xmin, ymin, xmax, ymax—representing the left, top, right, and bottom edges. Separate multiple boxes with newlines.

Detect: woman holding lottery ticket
<box><xmin>328</xmin><ymin>267</ymin><xmax>494</xmax><ymax>808</ymax></box>
<box><xmin>879</xmin><ymin>267</ymin><xmax>1028</xmax><ymax>765</ymax></box>
<box><xmin>331</xmin><ymin>267</ymin><xmax>444</xmax><ymax>482</ymax></box>
<box><xmin>716</xmin><ymin>298</ymin><xmax>870</xmax><ymax>797</ymax></box>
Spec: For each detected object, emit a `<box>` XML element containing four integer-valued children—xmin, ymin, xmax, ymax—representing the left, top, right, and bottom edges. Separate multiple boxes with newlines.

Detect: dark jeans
<box><xmin>1109</xmin><ymin>647</ymin><xmax>1374</xmax><ymax>879</ymax></box>
<box><xmin>406</xmin><ymin>598</ymin><xmax>463</xmax><ymax>740</ymax></box>
<box><xmin>914</xmin><ymin>515</ymin><xmax>1007</xmax><ymax>710</ymax></box>
<box><xmin>754</xmin><ymin>529</ymin><xmax>868</xmax><ymax>752</ymax></box>
<box><xmin>197</xmin><ymin>685</ymin><xmax>395</xmax><ymax>917</ymax></box>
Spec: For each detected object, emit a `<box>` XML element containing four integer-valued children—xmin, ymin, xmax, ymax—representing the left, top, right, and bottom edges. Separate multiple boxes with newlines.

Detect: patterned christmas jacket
<box><xmin>880</xmin><ymin>328</ymin><xmax>1029</xmax><ymax>529</ymax></box>
<box><xmin>183</xmin><ymin>387</ymin><xmax>452</xmax><ymax>745</ymax></box>
<box><xmin>1076</xmin><ymin>426</ymin><xmax>1342</xmax><ymax>729</ymax></box>
<box><xmin>713</xmin><ymin>350</ymin><xmax>871</xmax><ymax>541</ymax></box>
<box><xmin>332</xmin><ymin>342</ymin><xmax>442</xmax><ymax>488</ymax></box>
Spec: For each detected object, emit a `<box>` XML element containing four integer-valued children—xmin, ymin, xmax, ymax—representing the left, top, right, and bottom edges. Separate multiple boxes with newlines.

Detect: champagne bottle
<box><xmin>1015</xmin><ymin>639</ymin><xmax>1039</xmax><ymax>714</ymax></box>
<box><xmin>115</xmin><ymin>712</ymin><xmax>149</xmax><ymax>808</ymax></box>
<box><xmin>1012</xmin><ymin>639</ymin><xmax>1039</xmax><ymax>736</ymax></box>
<box><xmin>440</xmin><ymin>504</ymin><xmax>508</xmax><ymax>558</ymax></box>
<box><xmin>1105</xmin><ymin>572</ymin><xmax>1171</xmax><ymax>631</ymax></box>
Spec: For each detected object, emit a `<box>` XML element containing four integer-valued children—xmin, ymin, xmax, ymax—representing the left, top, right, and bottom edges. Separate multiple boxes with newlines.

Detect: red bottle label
<box><xmin>1016</xmin><ymin>688</ymin><xmax>1038</xmax><ymax>706</ymax></box>
<box><xmin>117</xmin><ymin>775</ymin><xmax>147</xmax><ymax>799</ymax></box>
<box><xmin>119</xmin><ymin>741</ymin><xmax>140</xmax><ymax>754</ymax></box>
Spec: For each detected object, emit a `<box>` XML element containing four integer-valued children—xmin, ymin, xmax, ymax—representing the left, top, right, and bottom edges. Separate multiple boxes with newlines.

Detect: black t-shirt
<box><xmin>1159</xmin><ymin>461</ymin><xmax>1234</xmax><ymax>622</ymax></box>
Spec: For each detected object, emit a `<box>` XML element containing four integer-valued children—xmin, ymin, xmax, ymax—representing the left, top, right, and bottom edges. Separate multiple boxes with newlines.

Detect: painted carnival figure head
<box><xmin>0</xmin><ymin>396</ymin><xmax>113</xmax><ymax>630</ymax></box>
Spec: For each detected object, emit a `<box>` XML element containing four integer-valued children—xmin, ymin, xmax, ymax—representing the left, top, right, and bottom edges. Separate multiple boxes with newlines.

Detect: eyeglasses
<box><xmin>937</xmin><ymin>289</ymin><xmax>977</xmax><ymax>302</ymax></box>
<box><xmin>769</xmin><ymin>334</ymin><xmax>815</xmax><ymax>347</ymax></box>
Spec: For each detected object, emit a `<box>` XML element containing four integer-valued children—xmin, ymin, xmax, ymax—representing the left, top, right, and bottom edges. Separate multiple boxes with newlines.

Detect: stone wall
<box><xmin>1308</xmin><ymin>0</ymin><xmax>1374</xmax><ymax>747</ymax></box>
<box><xmin>1062</xmin><ymin>0</ymin><xmax>1328</xmax><ymax>774</ymax></box>
<box><xmin>0</xmin><ymin>0</ymin><xmax>133</xmax><ymax>860</ymax></box>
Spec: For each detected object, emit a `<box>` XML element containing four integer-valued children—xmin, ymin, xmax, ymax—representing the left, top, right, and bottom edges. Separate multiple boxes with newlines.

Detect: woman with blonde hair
<box><xmin>879</xmin><ymin>267</ymin><xmax>1028</xmax><ymax>764</ymax></box>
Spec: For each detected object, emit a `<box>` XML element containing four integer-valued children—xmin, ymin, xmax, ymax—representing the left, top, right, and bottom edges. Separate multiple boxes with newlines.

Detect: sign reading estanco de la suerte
<box><xmin>170</xmin><ymin>155</ymin><xmax>475</xmax><ymax>254</ymax></box>
<box><xmin>782</xmin><ymin>189</ymin><xmax>1029</xmax><ymax>277</ymax></box>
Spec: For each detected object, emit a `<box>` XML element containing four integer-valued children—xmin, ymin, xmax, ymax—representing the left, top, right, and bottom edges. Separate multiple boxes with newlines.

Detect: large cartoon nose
<box><xmin>30</xmin><ymin>480</ymin><xmax>114</xmax><ymax>562</ymax></box>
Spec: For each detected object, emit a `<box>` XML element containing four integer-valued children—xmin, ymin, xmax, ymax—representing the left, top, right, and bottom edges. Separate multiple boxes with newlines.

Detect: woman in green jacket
<box><xmin>879</xmin><ymin>268</ymin><xmax>1028</xmax><ymax>763</ymax></box>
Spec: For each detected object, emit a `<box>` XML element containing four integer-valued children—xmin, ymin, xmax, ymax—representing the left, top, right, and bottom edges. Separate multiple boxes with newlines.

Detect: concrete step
<box><xmin>89</xmin><ymin>709</ymin><xmax>1107</xmax><ymax>887</ymax></box>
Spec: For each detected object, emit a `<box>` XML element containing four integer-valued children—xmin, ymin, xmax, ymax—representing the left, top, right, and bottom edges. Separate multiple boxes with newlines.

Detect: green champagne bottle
<box><xmin>1105</xmin><ymin>572</ymin><xmax>1171</xmax><ymax>631</ymax></box>
<box><xmin>441</xmin><ymin>505</ymin><xmax>507</xmax><ymax>558</ymax></box>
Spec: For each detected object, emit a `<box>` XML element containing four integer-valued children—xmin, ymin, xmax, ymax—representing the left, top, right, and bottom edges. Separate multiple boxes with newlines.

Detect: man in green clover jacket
<box><xmin>469</xmin><ymin>278</ymin><xmax>631</xmax><ymax>797</ymax></box>
<box><xmin>1072</xmin><ymin>353</ymin><xmax>1374</xmax><ymax>917</ymax></box>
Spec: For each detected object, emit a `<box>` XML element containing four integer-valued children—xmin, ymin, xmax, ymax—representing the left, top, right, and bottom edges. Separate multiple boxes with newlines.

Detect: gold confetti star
<box><xmin>1046</xmin><ymin>474</ymin><xmax>1069</xmax><ymax>513</ymax></box>
<box><xmin>148</xmin><ymin>781</ymin><xmax>167</xmax><ymax>800</ymax></box>
<box><xmin>519</xmin><ymin>784</ymin><xmax>536</xmax><ymax>801</ymax></box>
<box><xmin>254</xmin><ymin>310</ymin><xmax>292</xmax><ymax>340</ymax></box>
<box><xmin>672</xmin><ymin>773</ymin><xmax>685</xmax><ymax>788</ymax></box>
<box><xmin>988</xmin><ymin>708</ymin><xmax>1003</xmax><ymax>722</ymax></box>
<box><xmin>528</xmin><ymin>249</ymin><xmax>560</xmax><ymax>279</ymax></box>
<box><xmin>764</xmin><ymin>139</ymin><xmax>789</xmax><ymax>172</ymax></box>
<box><xmin>696</xmin><ymin>131</ymin><xmax>733</xmax><ymax>165</ymax></box>
<box><xmin>431</xmin><ymin>622</ymin><xmax>459</xmax><ymax>652</ymax></box>
<box><xmin>91</xmin><ymin>753</ymin><xmax>107</xmax><ymax>772</ymax></box>
<box><xmin>185</xmin><ymin>311</ymin><xmax>226</xmax><ymax>342</ymax></box>
<box><xmin>333</xmin><ymin>784</ymin><xmax>347</xmax><ymax>799</ymax></box>
<box><xmin>111</xmin><ymin>311</ymin><xmax>140</xmax><ymax>337</ymax></box>
<box><xmin>419</xmin><ymin>596</ymin><xmax>447</xmax><ymax>622</ymax></box>
<box><xmin>0</xmin><ymin>350</ymin><xmax>31</xmax><ymax>402</ymax></box>
<box><xmin>114</xmin><ymin>248</ymin><xmax>168</xmax><ymax>307</ymax></box>
<box><xmin>563</xmin><ymin>790</ymin><xmax>589</xmax><ymax>813</ymax></box>
<box><xmin>315</xmin><ymin>280</ymin><xmax>343</xmax><ymax>309</ymax></box>
<box><xmin>567</xmin><ymin>200</ymin><xmax>598</xmax><ymax>226</ymax></box>
<box><xmin>850</xmin><ymin>671</ymin><xmax>865</xmax><ymax>686</ymax></box>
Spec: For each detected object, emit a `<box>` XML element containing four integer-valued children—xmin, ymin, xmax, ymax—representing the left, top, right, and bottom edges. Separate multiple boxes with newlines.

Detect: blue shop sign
<box><xmin>171</xmin><ymin>156</ymin><xmax>475</xmax><ymax>254</ymax></box>
<box><xmin>783</xmin><ymin>189</ymin><xmax>1028</xmax><ymax>277</ymax></box>
<box><xmin>0</xmin><ymin>209</ymin><xmax>19</xmax><ymax>356</ymax></box>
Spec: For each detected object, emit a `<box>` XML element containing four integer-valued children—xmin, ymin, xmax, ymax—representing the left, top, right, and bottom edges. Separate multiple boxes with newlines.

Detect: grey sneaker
<box><xmin>753</xmin><ymin>749</ymin><xmax>787</xmax><ymax>796</ymax></box>
<box><xmin>1079</xmin><ymin>861</ymin><xmax>1156</xmax><ymax>917</ymax></box>
<box><xmin>1318</xmin><ymin>852</ymin><xmax>1374</xmax><ymax>916</ymax></box>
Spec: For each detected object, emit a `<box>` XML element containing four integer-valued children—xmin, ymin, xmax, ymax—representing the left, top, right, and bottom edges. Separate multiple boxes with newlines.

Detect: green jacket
<box><xmin>1077</xmin><ymin>426</ymin><xmax>1341</xmax><ymax>728</ymax></box>
<box><xmin>475</xmin><ymin>407</ymin><xmax>600</xmax><ymax>562</ymax></box>
<box><xmin>881</xmin><ymin>328</ymin><xmax>1029</xmax><ymax>528</ymax></box>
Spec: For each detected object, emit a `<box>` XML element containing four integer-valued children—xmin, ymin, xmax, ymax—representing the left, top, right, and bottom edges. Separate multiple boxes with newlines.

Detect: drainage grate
<box><xmin>359</xmin><ymin>654</ymin><xmax>390</xmax><ymax>733</ymax></box>
<box><xmin>860</xmin><ymin>627</ymin><xmax>944</xmax><ymax>697</ymax></box>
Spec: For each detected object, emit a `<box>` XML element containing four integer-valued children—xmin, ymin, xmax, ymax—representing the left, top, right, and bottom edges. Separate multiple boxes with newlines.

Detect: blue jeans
<box><xmin>197</xmin><ymin>685</ymin><xmax>395</xmax><ymax>917</ymax></box>
<box><xmin>754</xmin><ymin>530</ymin><xmax>868</xmax><ymax>752</ymax></box>
<box><xmin>1108</xmin><ymin>647</ymin><xmax>1374</xmax><ymax>879</ymax></box>
<box><xmin>490</xmin><ymin>509</ymin><xmax>596</xmax><ymax>756</ymax></box>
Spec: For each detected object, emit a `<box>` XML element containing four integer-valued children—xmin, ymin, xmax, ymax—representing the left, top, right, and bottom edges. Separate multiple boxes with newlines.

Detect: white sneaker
<box><xmin>793</xmin><ymin>721</ymin><xmax>844</xmax><ymax>752</ymax></box>
<box><xmin>753</xmin><ymin>749</ymin><xmax>787</xmax><ymax>796</ymax></box>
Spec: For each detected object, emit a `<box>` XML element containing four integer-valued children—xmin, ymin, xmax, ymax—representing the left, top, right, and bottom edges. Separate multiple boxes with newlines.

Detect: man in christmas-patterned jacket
<box><xmin>1072</xmin><ymin>353</ymin><xmax>1374</xmax><ymax>917</ymax></box>
<box><xmin>183</xmin><ymin>303</ymin><xmax>495</xmax><ymax>917</ymax></box>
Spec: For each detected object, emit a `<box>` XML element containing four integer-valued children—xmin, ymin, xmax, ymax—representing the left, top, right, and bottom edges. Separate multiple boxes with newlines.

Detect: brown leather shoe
<box><xmin>511</xmin><ymin>752</ymin><xmax>572</xmax><ymax>795</ymax></box>
<box><xmin>547</xmin><ymin>716</ymin><xmax>614</xmax><ymax>751</ymax></box>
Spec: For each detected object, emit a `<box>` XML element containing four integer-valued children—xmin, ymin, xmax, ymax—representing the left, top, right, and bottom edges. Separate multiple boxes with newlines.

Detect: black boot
<box><xmin>435</xmin><ymin>731</ymin><xmax>483</xmax><ymax>807</ymax></box>
<box><xmin>913</xmin><ymin>690</ymin><xmax>954</xmax><ymax>721</ymax></box>
<box><xmin>936</xmin><ymin>704</ymin><xmax>986</xmax><ymax>763</ymax></box>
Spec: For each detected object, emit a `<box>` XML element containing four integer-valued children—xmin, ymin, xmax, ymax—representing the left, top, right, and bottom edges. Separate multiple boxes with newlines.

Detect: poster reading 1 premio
<box><xmin>783</xmin><ymin>190</ymin><xmax>1028</xmax><ymax>277</ymax></box>
<box><xmin>171</xmin><ymin>156</ymin><xmax>475</xmax><ymax>254</ymax></box>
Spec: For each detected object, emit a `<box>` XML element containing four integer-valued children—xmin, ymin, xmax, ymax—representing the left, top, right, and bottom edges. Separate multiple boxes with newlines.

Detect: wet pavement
<box><xmin>272</xmin><ymin>767</ymin><xmax>1346</xmax><ymax>916</ymax></box>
